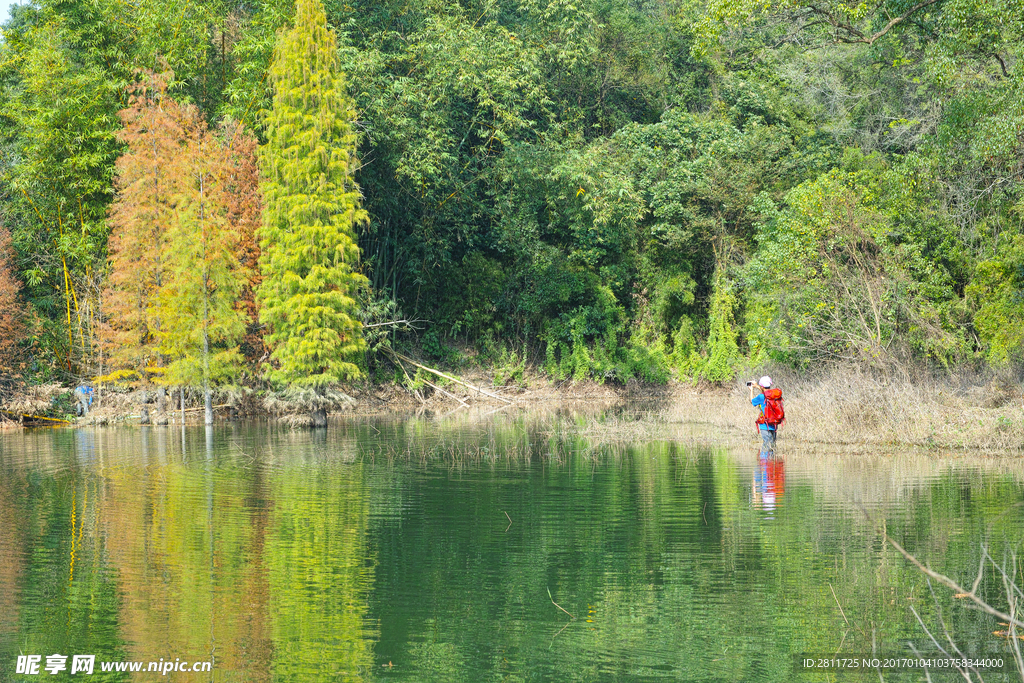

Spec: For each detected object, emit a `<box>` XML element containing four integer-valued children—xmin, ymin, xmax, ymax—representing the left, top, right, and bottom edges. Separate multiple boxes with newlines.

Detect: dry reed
<box><xmin>770</xmin><ymin>365</ymin><xmax>1024</xmax><ymax>451</ymax></box>
<box><xmin>501</xmin><ymin>364</ymin><xmax>1024</xmax><ymax>453</ymax></box>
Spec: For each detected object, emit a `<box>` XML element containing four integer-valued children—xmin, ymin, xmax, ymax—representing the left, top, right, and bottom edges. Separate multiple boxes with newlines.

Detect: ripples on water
<box><xmin>1</xmin><ymin>411</ymin><xmax>1023</xmax><ymax>682</ymax></box>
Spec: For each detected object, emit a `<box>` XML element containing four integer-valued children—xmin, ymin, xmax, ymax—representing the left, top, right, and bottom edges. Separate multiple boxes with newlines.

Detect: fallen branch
<box><xmin>390</xmin><ymin>354</ymin><xmax>426</xmax><ymax>405</ymax></box>
<box><xmin>392</xmin><ymin>352</ymin><xmax>512</xmax><ymax>404</ymax></box>
<box><xmin>363</xmin><ymin>319</ymin><xmax>424</xmax><ymax>329</ymax></box>
<box><xmin>419</xmin><ymin>377</ymin><xmax>469</xmax><ymax>406</ymax></box>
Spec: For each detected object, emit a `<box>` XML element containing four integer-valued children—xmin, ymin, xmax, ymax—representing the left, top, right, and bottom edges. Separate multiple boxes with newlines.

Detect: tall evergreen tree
<box><xmin>257</xmin><ymin>0</ymin><xmax>368</xmax><ymax>423</ymax></box>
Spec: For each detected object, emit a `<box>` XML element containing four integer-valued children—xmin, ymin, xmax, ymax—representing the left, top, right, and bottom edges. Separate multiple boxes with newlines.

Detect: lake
<box><xmin>1</xmin><ymin>406</ymin><xmax>1022</xmax><ymax>681</ymax></box>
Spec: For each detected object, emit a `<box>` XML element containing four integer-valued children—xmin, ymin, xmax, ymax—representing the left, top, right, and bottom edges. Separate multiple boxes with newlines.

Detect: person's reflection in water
<box><xmin>75</xmin><ymin>426</ymin><xmax>96</xmax><ymax>465</ymax></box>
<box><xmin>752</xmin><ymin>449</ymin><xmax>785</xmax><ymax>515</ymax></box>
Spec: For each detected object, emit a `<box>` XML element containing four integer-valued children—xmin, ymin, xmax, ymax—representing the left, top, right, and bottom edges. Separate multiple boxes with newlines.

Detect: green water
<box><xmin>1</xmin><ymin>409</ymin><xmax>1023</xmax><ymax>682</ymax></box>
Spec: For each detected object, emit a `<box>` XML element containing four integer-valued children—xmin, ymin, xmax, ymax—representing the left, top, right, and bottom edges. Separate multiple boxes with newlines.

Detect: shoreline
<box><xmin>2</xmin><ymin>367</ymin><xmax>1022</xmax><ymax>453</ymax></box>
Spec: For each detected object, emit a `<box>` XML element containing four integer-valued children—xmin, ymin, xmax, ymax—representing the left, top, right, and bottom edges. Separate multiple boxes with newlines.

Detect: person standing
<box><xmin>73</xmin><ymin>384</ymin><xmax>94</xmax><ymax>417</ymax></box>
<box><xmin>748</xmin><ymin>376</ymin><xmax>784</xmax><ymax>451</ymax></box>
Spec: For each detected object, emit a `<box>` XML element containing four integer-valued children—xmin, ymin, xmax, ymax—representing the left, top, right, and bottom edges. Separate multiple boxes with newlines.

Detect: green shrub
<box><xmin>422</xmin><ymin>329</ymin><xmax>447</xmax><ymax>361</ymax></box>
<box><xmin>699</xmin><ymin>270</ymin><xmax>741</xmax><ymax>383</ymax></box>
<box><xmin>493</xmin><ymin>346</ymin><xmax>527</xmax><ymax>388</ymax></box>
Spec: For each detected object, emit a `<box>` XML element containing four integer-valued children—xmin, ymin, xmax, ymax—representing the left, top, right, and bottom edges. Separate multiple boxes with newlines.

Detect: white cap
<box><xmin>758</xmin><ymin>376</ymin><xmax>772</xmax><ymax>388</ymax></box>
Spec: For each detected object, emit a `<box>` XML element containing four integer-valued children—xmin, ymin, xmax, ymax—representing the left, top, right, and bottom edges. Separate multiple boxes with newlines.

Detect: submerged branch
<box><xmin>858</xmin><ymin>503</ymin><xmax>1024</xmax><ymax>629</ymax></box>
<box><xmin>547</xmin><ymin>587</ymin><xmax>575</xmax><ymax>620</ymax></box>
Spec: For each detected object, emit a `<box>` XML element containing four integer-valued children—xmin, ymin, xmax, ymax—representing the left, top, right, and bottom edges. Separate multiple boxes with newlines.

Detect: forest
<box><xmin>1</xmin><ymin>0</ymin><xmax>1022</xmax><ymax>403</ymax></box>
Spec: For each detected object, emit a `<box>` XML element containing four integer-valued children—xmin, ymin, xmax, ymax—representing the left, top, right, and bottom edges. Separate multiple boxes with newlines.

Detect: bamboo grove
<box><xmin>1</xmin><ymin>0</ymin><xmax>1023</xmax><ymax>398</ymax></box>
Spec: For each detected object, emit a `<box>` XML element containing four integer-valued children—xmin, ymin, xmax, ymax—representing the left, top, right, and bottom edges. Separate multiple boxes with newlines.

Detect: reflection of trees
<box><xmin>2</xmin><ymin>426</ymin><xmax>377</xmax><ymax>681</ymax></box>
<box><xmin>0</xmin><ymin>435</ymin><xmax>126</xmax><ymax>666</ymax></box>
<box><xmin>267</xmin><ymin>461</ymin><xmax>376</xmax><ymax>682</ymax></box>
<box><xmin>0</xmin><ymin>462</ymin><xmax>26</xmax><ymax>639</ymax></box>
<box><xmin>99</xmin><ymin>435</ymin><xmax>268</xmax><ymax>679</ymax></box>
<box><xmin>366</xmin><ymin>440</ymin><xmax>737</xmax><ymax>681</ymax></box>
<box><xmin>240</xmin><ymin>458</ymin><xmax>275</xmax><ymax>683</ymax></box>
<box><xmin>3</xmin><ymin>420</ymin><xmax>1024</xmax><ymax>682</ymax></box>
<box><xmin>363</xmin><ymin>431</ymin><xmax>1024</xmax><ymax>681</ymax></box>
<box><xmin>97</xmin><ymin>430</ymin><xmax>376</xmax><ymax>682</ymax></box>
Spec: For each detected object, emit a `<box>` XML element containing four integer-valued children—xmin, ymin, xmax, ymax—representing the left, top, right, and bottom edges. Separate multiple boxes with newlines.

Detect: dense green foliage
<box><xmin>2</xmin><ymin>0</ymin><xmax>1023</xmax><ymax>386</ymax></box>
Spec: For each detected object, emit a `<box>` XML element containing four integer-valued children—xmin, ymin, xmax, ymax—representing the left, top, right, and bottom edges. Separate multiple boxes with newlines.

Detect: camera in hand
<box><xmin>745</xmin><ymin>381</ymin><xmax>754</xmax><ymax>387</ymax></box>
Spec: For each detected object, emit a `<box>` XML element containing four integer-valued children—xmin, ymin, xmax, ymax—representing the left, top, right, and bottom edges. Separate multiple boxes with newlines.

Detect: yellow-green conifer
<box><xmin>257</xmin><ymin>0</ymin><xmax>368</xmax><ymax>394</ymax></box>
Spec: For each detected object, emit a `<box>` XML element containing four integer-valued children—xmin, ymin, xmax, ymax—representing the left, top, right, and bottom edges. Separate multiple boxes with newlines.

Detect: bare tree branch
<box><xmin>887</xmin><ymin>532</ymin><xmax>1024</xmax><ymax>627</ymax></box>
<box><xmin>362</xmin><ymin>318</ymin><xmax>424</xmax><ymax>329</ymax></box>
<box><xmin>805</xmin><ymin>0</ymin><xmax>941</xmax><ymax>45</ymax></box>
<box><xmin>907</xmin><ymin>603</ymin><xmax>977</xmax><ymax>682</ymax></box>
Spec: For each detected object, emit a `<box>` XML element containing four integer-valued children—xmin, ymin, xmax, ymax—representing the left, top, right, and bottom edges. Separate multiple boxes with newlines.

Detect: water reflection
<box><xmin>0</xmin><ymin>416</ymin><xmax>1022</xmax><ymax>682</ymax></box>
<box><xmin>752</xmin><ymin>450</ymin><xmax>785</xmax><ymax>513</ymax></box>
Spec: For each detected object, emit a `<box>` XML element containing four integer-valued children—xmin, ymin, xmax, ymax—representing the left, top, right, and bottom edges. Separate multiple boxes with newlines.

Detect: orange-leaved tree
<box><xmin>149</xmin><ymin>112</ymin><xmax>250</xmax><ymax>425</ymax></box>
<box><xmin>0</xmin><ymin>225</ymin><xmax>28</xmax><ymax>398</ymax></box>
<box><xmin>218</xmin><ymin>119</ymin><xmax>264</xmax><ymax>368</ymax></box>
<box><xmin>103</xmin><ymin>71</ymin><xmax>255</xmax><ymax>424</ymax></box>
<box><xmin>102</xmin><ymin>72</ymin><xmax>185</xmax><ymax>420</ymax></box>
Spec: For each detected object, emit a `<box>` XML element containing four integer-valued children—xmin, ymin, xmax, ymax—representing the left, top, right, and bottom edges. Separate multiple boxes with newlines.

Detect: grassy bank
<box><xmin>769</xmin><ymin>367</ymin><xmax>1024</xmax><ymax>452</ymax></box>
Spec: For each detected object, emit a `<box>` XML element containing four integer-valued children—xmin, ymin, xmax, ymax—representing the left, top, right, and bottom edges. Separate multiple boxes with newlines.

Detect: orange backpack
<box><xmin>757</xmin><ymin>388</ymin><xmax>785</xmax><ymax>428</ymax></box>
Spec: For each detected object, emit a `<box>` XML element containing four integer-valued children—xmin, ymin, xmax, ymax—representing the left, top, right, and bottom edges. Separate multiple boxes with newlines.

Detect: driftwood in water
<box><xmin>391</xmin><ymin>352</ymin><xmax>513</xmax><ymax>404</ymax></box>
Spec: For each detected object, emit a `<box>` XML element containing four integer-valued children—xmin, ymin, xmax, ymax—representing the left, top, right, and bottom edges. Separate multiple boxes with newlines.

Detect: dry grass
<box><xmin>1</xmin><ymin>382</ymin><xmax>66</xmax><ymax>415</ymax></box>
<box><xmin>518</xmin><ymin>365</ymin><xmax>1024</xmax><ymax>453</ymax></box>
<box><xmin>774</xmin><ymin>366</ymin><xmax>1024</xmax><ymax>451</ymax></box>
